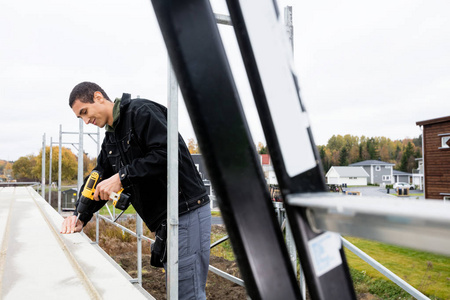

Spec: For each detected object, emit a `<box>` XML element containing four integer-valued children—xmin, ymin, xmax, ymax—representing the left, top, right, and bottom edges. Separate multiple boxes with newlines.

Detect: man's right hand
<box><xmin>60</xmin><ymin>215</ymin><xmax>84</xmax><ymax>234</ymax></box>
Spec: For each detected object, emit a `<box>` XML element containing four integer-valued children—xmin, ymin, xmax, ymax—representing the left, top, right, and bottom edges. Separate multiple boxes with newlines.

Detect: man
<box><xmin>60</xmin><ymin>81</ymin><xmax>211</xmax><ymax>300</ymax></box>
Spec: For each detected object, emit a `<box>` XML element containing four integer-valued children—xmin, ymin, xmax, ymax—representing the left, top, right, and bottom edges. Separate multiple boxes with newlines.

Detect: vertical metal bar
<box><xmin>58</xmin><ymin>125</ymin><xmax>62</xmax><ymax>214</ymax></box>
<box><xmin>78</xmin><ymin>119</ymin><xmax>84</xmax><ymax>196</ymax></box>
<box><xmin>167</xmin><ymin>60</ymin><xmax>179</xmax><ymax>300</ymax></box>
<box><xmin>284</xmin><ymin>6</ymin><xmax>294</xmax><ymax>51</ymax></box>
<box><xmin>283</xmin><ymin>7</ymin><xmax>305</xmax><ymax>299</ymax></box>
<box><xmin>421</xmin><ymin>128</ymin><xmax>425</xmax><ymax>193</ymax></box>
<box><xmin>96</xmin><ymin>126</ymin><xmax>100</xmax><ymax>244</ymax></box>
<box><xmin>136</xmin><ymin>214</ymin><xmax>143</xmax><ymax>286</ymax></box>
<box><xmin>97</xmin><ymin>127</ymin><xmax>101</xmax><ymax>156</ymax></box>
<box><xmin>95</xmin><ymin>211</ymin><xmax>100</xmax><ymax>244</ymax></box>
<box><xmin>48</xmin><ymin>137</ymin><xmax>53</xmax><ymax>206</ymax></box>
<box><xmin>41</xmin><ymin>133</ymin><xmax>46</xmax><ymax>198</ymax></box>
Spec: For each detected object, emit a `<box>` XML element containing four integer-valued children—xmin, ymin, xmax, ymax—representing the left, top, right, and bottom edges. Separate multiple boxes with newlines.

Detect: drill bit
<box><xmin>74</xmin><ymin>214</ymin><xmax>80</xmax><ymax>232</ymax></box>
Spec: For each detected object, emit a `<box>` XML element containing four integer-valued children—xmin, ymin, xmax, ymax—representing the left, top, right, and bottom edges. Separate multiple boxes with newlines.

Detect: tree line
<box><xmin>9</xmin><ymin>147</ymin><xmax>96</xmax><ymax>183</ymax></box>
<box><xmin>4</xmin><ymin>134</ymin><xmax>422</xmax><ymax>182</ymax></box>
<box><xmin>189</xmin><ymin>135</ymin><xmax>422</xmax><ymax>174</ymax></box>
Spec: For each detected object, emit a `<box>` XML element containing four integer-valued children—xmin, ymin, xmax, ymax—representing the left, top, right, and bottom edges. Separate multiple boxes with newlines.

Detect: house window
<box><xmin>444</xmin><ymin>196</ymin><xmax>450</xmax><ymax>203</ymax></box>
<box><xmin>375</xmin><ymin>166</ymin><xmax>381</xmax><ymax>171</ymax></box>
<box><xmin>382</xmin><ymin>175</ymin><xmax>391</xmax><ymax>181</ymax></box>
<box><xmin>440</xmin><ymin>136</ymin><xmax>450</xmax><ymax>148</ymax></box>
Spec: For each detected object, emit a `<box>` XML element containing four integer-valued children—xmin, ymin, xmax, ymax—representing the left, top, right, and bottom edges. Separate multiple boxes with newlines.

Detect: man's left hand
<box><xmin>94</xmin><ymin>173</ymin><xmax>123</xmax><ymax>201</ymax></box>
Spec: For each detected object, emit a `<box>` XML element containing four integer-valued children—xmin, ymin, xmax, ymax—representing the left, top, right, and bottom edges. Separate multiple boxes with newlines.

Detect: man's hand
<box><xmin>94</xmin><ymin>173</ymin><xmax>123</xmax><ymax>201</ymax></box>
<box><xmin>60</xmin><ymin>215</ymin><xmax>84</xmax><ymax>234</ymax></box>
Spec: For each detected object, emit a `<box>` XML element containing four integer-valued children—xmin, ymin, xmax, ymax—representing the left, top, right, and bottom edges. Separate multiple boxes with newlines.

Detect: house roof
<box><xmin>393</xmin><ymin>170</ymin><xmax>412</xmax><ymax>176</ymax></box>
<box><xmin>328</xmin><ymin>166</ymin><xmax>369</xmax><ymax>177</ymax></box>
<box><xmin>416</xmin><ymin>115</ymin><xmax>450</xmax><ymax>126</ymax></box>
<box><xmin>350</xmin><ymin>160</ymin><xmax>394</xmax><ymax>166</ymax></box>
<box><xmin>261</xmin><ymin>154</ymin><xmax>270</xmax><ymax>165</ymax></box>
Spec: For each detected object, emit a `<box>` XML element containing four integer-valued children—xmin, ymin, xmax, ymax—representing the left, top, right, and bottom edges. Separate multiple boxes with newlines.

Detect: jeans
<box><xmin>164</xmin><ymin>203</ymin><xmax>211</xmax><ymax>300</ymax></box>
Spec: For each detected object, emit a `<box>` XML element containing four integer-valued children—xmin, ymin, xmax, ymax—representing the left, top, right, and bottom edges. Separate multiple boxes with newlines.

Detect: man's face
<box><xmin>71</xmin><ymin>92</ymin><xmax>109</xmax><ymax>128</ymax></box>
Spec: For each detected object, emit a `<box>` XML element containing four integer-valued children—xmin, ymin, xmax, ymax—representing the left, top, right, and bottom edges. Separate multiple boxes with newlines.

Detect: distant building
<box><xmin>191</xmin><ymin>154</ymin><xmax>209</xmax><ymax>181</ymax></box>
<box><xmin>412</xmin><ymin>158</ymin><xmax>424</xmax><ymax>190</ymax></box>
<box><xmin>416</xmin><ymin>116</ymin><xmax>450</xmax><ymax>200</ymax></box>
<box><xmin>190</xmin><ymin>154</ymin><xmax>213</xmax><ymax>196</ymax></box>
<box><xmin>325</xmin><ymin>166</ymin><xmax>369</xmax><ymax>186</ymax></box>
<box><xmin>392</xmin><ymin>170</ymin><xmax>412</xmax><ymax>185</ymax></box>
<box><xmin>349</xmin><ymin>160</ymin><xmax>394</xmax><ymax>185</ymax></box>
<box><xmin>260</xmin><ymin>154</ymin><xmax>277</xmax><ymax>185</ymax></box>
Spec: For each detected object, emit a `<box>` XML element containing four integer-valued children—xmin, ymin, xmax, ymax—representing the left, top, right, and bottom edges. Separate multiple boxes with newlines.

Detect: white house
<box><xmin>412</xmin><ymin>158</ymin><xmax>424</xmax><ymax>190</ymax></box>
<box><xmin>326</xmin><ymin>166</ymin><xmax>370</xmax><ymax>186</ymax></box>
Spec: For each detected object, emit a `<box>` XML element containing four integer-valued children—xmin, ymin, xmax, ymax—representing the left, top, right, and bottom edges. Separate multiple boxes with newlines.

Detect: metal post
<box><xmin>96</xmin><ymin>126</ymin><xmax>100</xmax><ymax>244</ymax></box>
<box><xmin>167</xmin><ymin>61</ymin><xmax>179</xmax><ymax>300</ymax></box>
<box><xmin>78</xmin><ymin>119</ymin><xmax>84</xmax><ymax>196</ymax></box>
<box><xmin>41</xmin><ymin>133</ymin><xmax>46</xmax><ymax>198</ymax></box>
<box><xmin>136</xmin><ymin>214</ymin><xmax>143</xmax><ymax>286</ymax></box>
<box><xmin>97</xmin><ymin>127</ymin><xmax>101</xmax><ymax>155</ymax></box>
<box><xmin>58</xmin><ymin>125</ymin><xmax>62</xmax><ymax>214</ymax></box>
<box><xmin>420</xmin><ymin>127</ymin><xmax>425</xmax><ymax>192</ymax></box>
<box><xmin>284</xmin><ymin>6</ymin><xmax>294</xmax><ymax>52</ymax></box>
<box><xmin>48</xmin><ymin>137</ymin><xmax>53</xmax><ymax>206</ymax></box>
<box><xmin>283</xmin><ymin>6</ymin><xmax>305</xmax><ymax>299</ymax></box>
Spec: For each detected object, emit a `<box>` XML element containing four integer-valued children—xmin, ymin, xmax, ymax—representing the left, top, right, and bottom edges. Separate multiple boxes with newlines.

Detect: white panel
<box><xmin>240</xmin><ymin>0</ymin><xmax>317</xmax><ymax>177</ymax></box>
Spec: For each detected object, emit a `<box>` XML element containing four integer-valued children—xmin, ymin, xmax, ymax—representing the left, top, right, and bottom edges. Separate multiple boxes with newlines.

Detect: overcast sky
<box><xmin>1</xmin><ymin>0</ymin><xmax>449</xmax><ymax>161</ymax></box>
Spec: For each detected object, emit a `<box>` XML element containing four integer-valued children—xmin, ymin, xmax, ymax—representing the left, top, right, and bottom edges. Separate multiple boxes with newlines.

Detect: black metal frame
<box><xmin>151</xmin><ymin>0</ymin><xmax>356</xmax><ymax>299</ymax></box>
<box><xmin>224</xmin><ymin>1</ymin><xmax>356</xmax><ymax>299</ymax></box>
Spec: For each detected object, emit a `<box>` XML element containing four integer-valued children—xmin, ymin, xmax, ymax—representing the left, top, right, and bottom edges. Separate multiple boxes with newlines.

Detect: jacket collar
<box><xmin>105</xmin><ymin>93</ymin><xmax>131</xmax><ymax>132</ymax></box>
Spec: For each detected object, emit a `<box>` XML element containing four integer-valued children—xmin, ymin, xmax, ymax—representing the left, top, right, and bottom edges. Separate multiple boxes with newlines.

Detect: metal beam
<box><xmin>288</xmin><ymin>194</ymin><xmax>450</xmax><ymax>256</ymax></box>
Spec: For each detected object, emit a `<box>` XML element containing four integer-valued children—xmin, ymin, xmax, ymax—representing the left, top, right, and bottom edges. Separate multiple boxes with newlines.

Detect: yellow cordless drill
<box><xmin>75</xmin><ymin>170</ymin><xmax>131</xmax><ymax>224</ymax></box>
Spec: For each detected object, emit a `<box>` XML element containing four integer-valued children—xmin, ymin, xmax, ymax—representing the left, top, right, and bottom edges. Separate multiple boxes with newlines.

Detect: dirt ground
<box><xmin>84</xmin><ymin>220</ymin><xmax>248</xmax><ymax>299</ymax></box>
<box><xmin>83</xmin><ymin>218</ymin><xmax>378</xmax><ymax>300</ymax></box>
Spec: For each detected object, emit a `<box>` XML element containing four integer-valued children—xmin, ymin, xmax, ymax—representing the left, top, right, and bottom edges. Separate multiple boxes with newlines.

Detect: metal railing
<box><xmin>288</xmin><ymin>193</ymin><xmax>450</xmax><ymax>300</ymax></box>
<box><xmin>273</xmin><ymin>202</ymin><xmax>432</xmax><ymax>300</ymax></box>
<box><xmin>88</xmin><ymin>200</ymin><xmax>247</xmax><ymax>289</ymax></box>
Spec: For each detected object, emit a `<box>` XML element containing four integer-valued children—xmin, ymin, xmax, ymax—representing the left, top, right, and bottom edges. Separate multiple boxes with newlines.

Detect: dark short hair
<box><xmin>69</xmin><ymin>82</ymin><xmax>111</xmax><ymax>107</ymax></box>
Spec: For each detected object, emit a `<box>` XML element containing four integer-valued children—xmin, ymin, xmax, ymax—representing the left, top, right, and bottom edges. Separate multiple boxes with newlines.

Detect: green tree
<box><xmin>327</xmin><ymin>135</ymin><xmax>345</xmax><ymax>151</ymax></box>
<box><xmin>339</xmin><ymin>147</ymin><xmax>349</xmax><ymax>166</ymax></box>
<box><xmin>400</xmin><ymin>142</ymin><xmax>414</xmax><ymax>172</ymax></box>
<box><xmin>366</xmin><ymin>138</ymin><xmax>379</xmax><ymax>160</ymax></box>
<box><xmin>32</xmin><ymin>146</ymin><xmax>78</xmax><ymax>183</ymax></box>
<box><xmin>318</xmin><ymin>145</ymin><xmax>331</xmax><ymax>172</ymax></box>
<box><xmin>12</xmin><ymin>156</ymin><xmax>36</xmax><ymax>180</ymax></box>
<box><xmin>257</xmin><ymin>142</ymin><xmax>268</xmax><ymax>154</ymax></box>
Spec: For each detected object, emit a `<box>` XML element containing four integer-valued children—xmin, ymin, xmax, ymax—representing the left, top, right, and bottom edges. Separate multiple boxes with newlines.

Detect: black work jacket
<box><xmin>76</xmin><ymin>94</ymin><xmax>207</xmax><ymax>231</ymax></box>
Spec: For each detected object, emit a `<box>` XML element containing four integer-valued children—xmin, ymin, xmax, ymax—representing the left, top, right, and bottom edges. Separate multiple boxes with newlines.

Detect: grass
<box><xmin>97</xmin><ymin>201</ymin><xmax>137</xmax><ymax>215</ymax></box>
<box><xmin>210</xmin><ymin>230</ymin><xmax>450</xmax><ymax>299</ymax></box>
<box><xmin>210</xmin><ymin>228</ymin><xmax>235</xmax><ymax>261</ymax></box>
<box><xmin>211</xmin><ymin>210</ymin><xmax>221</xmax><ymax>217</ymax></box>
<box><xmin>344</xmin><ymin>236</ymin><xmax>450</xmax><ymax>299</ymax></box>
<box><xmin>83</xmin><ymin>213</ymin><xmax>449</xmax><ymax>299</ymax></box>
<box><xmin>349</xmin><ymin>267</ymin><xmax>412</xmax><ymax>299</ymax></box>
